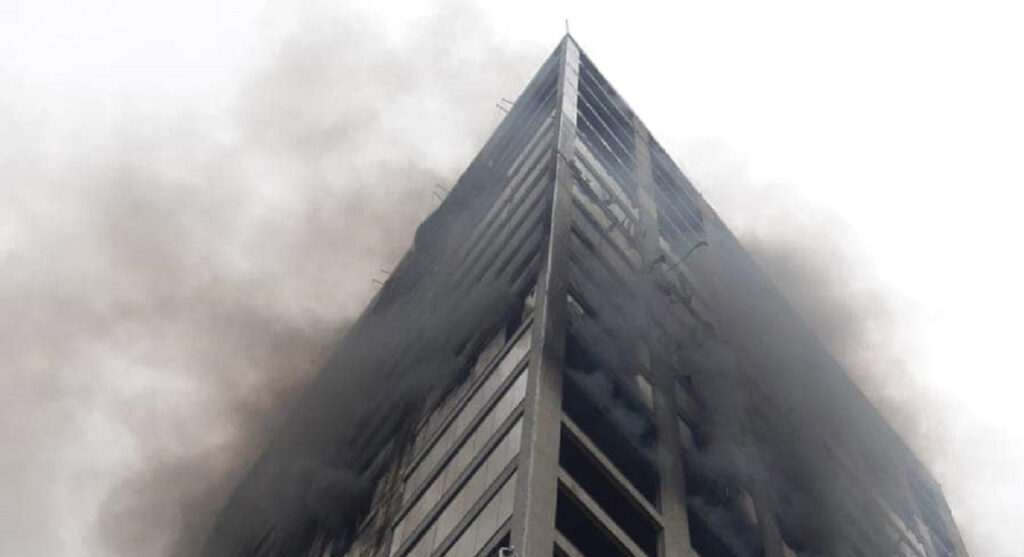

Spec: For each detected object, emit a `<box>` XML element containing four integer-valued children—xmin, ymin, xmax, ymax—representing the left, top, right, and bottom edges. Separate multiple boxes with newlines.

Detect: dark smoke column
<box><xmin>203</xmin><ymin>35</ymin><xmax>970</xmax><ymax>557</ymax></box>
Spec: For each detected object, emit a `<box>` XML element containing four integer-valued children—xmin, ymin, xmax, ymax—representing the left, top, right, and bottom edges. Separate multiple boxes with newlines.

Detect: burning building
<box><xmin>202</xmin><ymin>35</ymin><xmax>969</xmax><ymax>557</ymax></box>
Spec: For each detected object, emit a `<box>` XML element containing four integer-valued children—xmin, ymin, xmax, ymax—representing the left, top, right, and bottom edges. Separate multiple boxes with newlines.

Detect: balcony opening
<box><xmin>559</xmin><ymin>425</ymin><xmax>658</xmax><ymax>556</ymax></box>
<box><xmin>684</xmin><ymin>464</ymin><xmax>759</xmax><ymax>557</ymax></box>
<box><xmin>556</xmin><ymin>488</ymin><xmax>630</xmax><ymax>557</ymax></box>
<box><xmin>562</xmin><ymin>334</ymin><xmax>658</xmax><ymax>502</ymax></box>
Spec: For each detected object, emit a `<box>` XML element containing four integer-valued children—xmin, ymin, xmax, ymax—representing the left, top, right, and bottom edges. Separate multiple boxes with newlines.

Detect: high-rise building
<box><xmin>203</xmin><ymin>36</ymin><xmax>970</xmax><ymax>557</ymax></box>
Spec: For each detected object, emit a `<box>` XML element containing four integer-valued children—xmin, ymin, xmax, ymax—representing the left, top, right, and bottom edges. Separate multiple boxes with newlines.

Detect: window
<box><xmin>393</xmin><ymin>420</ymin><xmax>522</xmax><ymax>557</ymax></box>
<box><xmin>559</xmin><ymin>426</ymin><xmax>658</xmax><ymax>556</ymax></box>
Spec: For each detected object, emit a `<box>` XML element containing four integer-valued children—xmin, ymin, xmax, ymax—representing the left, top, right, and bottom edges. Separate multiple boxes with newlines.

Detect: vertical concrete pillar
<box><xmin>633</xmin><ymin>121</ymin><xmax>693</xmax><ymax>557</ymax></box>
<box><xmin>511</xmin><ymin>35</ymin><xmax>579</xmax><ymax>557</ymax></box>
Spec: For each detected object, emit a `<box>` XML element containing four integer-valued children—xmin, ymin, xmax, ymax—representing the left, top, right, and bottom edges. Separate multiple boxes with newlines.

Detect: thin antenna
<box><xmin>372</xmin><ymin>268</ymin><xmax>390</xmax><ymax>287</ymax></box>
<box><xmin>565</xmin><ymin>19</ymin><xmax>570</xmax><ymax>35</ymax></box>
<box><xmin>432</xmin><ymin>183</ymin><xmax>449</xmax><ymax>202</ymax></box>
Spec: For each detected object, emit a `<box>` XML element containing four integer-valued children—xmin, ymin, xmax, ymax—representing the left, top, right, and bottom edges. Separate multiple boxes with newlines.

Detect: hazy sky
<box><xmin>2</xmin><ymin>1</ymin><xmax>1022</xmax><ymax>556</ymax></box>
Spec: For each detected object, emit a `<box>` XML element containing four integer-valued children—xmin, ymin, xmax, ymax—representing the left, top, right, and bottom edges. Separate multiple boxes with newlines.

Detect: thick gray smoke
<box><xmin>741</xmin><ymin>225</ymin><xmax>934</xmax><ymax>447</ymax></box>
<box><xmin>676</xmin><ymin>150</ymin><xmax>952</xmax><ymax>553</ymax></box>
<box><xmin>0</xmin><ymin>4</ymin><xmax>541</xmax><ymax>557</ymax></box>
<box><xmin>1</xmin><ymin>5</ymin><xmax>963</xmax><ymax>557</ymax></box>
<box><xmin>697</xmin><ymin>168</ymin><xmax>933</xmax><ymax>459</ymax></box>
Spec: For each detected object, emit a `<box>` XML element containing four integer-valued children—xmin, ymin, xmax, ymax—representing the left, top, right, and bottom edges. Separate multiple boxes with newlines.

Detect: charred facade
<box><xmin>203</xmin><ymin>36</ymin><xmax>970</xmax><ymax>557</ymax></box>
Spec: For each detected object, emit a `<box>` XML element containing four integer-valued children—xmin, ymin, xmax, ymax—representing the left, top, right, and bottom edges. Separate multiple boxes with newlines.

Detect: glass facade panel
<box><xmin>443</xmin><ymin>472</ymin><xmax>516</xmax><ymax>557</ymax></box>
<box><xmin>393</xmin><ymin>419</ymin><xmax>523</xmax><ymax>557</ymax></box>
<box><xmin>399</xmin><ymin>367</ymin><xmax>526</xmax><ymax>536</ymax></box>
<box><xmin>405</xmin><ymin>330</ymin><xmax>531</xmax><ymax>502</ymax></box>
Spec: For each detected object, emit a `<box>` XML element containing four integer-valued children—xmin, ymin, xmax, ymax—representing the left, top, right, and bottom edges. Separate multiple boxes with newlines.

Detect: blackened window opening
<box><xmin>684</xmin><ymin>463</ymin><xmax>759</xmax><ymax>557</ymax></box>
<box><xmin>562</xmin><ymin>334</ymin><xmax>658</xmax><ymax>502</ymax></box>
<box><xmin>687</xmin><ymin>508</ymin><xmax>743</xmax><ymax>557</ymax></box>
<box><xmin>558</xmin><ymin>426</ymin><xmax>658</xmax><ymax>556</ymax></box>
<box><xmin>555</xmin><ymin>489</ymin><xmax>630</xmax><ymax>557</ymax></box>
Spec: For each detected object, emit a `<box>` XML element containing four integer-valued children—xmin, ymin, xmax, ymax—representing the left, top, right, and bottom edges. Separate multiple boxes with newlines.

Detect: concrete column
<box><xmin>633</xmin><ymin>121</ymin><xmax>693</xmax><ymax>557</ymax></box>
<box><xmin>511</xmin><ymin>35</ymin><xmax>579</xmax><ymax>557</ymax></box>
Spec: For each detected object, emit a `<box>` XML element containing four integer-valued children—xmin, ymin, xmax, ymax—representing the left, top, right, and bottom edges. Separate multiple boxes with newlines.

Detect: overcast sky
<box><xmin>2</xmin><ymin>1</ymin><xmax>1022</xmax><ymax>556</ymax></box>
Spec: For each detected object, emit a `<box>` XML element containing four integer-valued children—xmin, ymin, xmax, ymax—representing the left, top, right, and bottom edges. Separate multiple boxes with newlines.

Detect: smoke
<box><xmin>686</xmin><ymin>141</ymin><xmax>936</xmax><ymax>457</ymax></box>
<box><xmin>0</xmin><ymin>3</ymin><xmax>541</xmax><ymax>557</ymax></box>
<box><xmin>1</xmin><ymin>3</ymin><xmax>974</xmax><ymax>556</ymax></box>
<box><xmin>674</xmin><ymin>141</ymin><xmax>953</xmax><ymax>553</ymax></box>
